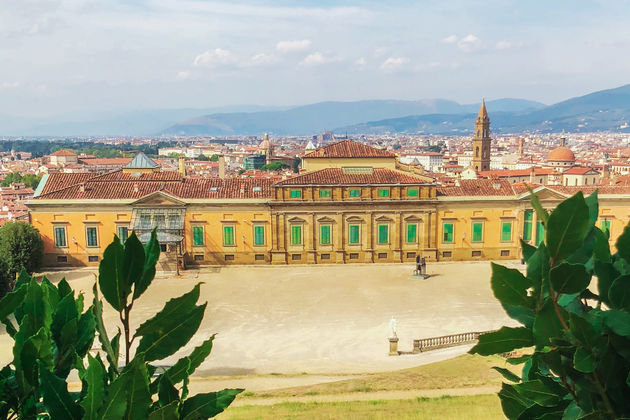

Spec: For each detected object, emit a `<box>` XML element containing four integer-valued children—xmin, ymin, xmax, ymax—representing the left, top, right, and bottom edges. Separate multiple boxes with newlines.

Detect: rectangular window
<box><xmin>192</xmin><ymin>226</ymin><xmax>204</xmax><ymax>246</ymax></box>
<box><xmin>320</xmin><ymin>225</ymin><xmax>331</xmax><ymax>245</ymax></box>
<box><xmin>406</xmin><ymin>224</ymin><xmax>417</xmax><ymax>243</ymax></box>
<box><xmin>501</xmin><ymin>250</ymin><xmax>511</xmax><ymax>257</ymax></box>
<box><xmin>291</xmin><ymin>225</ymin><xmax>302</xmax><ymax>245</ymax></box>
<box><xmin>536</xmin><ymin>221</ymin><xmax>545</xmax><ymax>246</ymax></box>
<box><xmin>255</xmin><ymin>254</ymin><xmax>265</xmax><ymax>261</ymax></box>
<box><xmin>378</xmin><ymin>224</ymin><xmax>389</xmax><ymax>244</ymax></box>
<box><xmin>472</xmin><ymin>250</ymin><xmax>482</xmax><ymax>257</ymax></box>
<box><xmin>54</xmin><ymin>226</ymin><xmax>67</xmax><ymax>247</ymax></box>
<box><xmin>523</xmin><ymin>210</ymin><xmax>533</xmax><ymax>242</ymax></box>
<box><xmin>601</xmin><ymin>220</ymin><xmax>611</xmax><ymax>235</ymax></box>
<box><xmin>442</xmin><ymin>251</ymin><xmax>452</xmax><ymax>258</ymax></box>
<box><xmin>194</xmin><ymin>254</ymin><xmax>204</xmax><ymax>261</ymax></box>
<box><xmin>117</xmin><ymin>226</ymin><xmax>129</xmax><ymax>242</ymax></box>
<box><xmin>377</xmin><ymin>188</ymin><xmax>390</xmax><ymax>197</ymax></box>
<box><xmin>501</xmin><ymin>221</ymin><xmax>513</xmax><ymax>242</ymax></box>
<box><xmin>378</xmin><ymin>252</ymin><xmax>388</xmax><ymax>259</ymax></box>
<box><xmin>290</xmin><ymin>189</ymin><xmax>302</xmax><ymax>198</ymax></box>
<box><xmin>291</xmin><ymin>253</ymin><xmax>302</xmax><ymax>260</ymax></box>
<box><xmin>223</xmin><ymin>226</ymin><xmax>235</xmax><ymax>246</ymax></box>
<box><xmin>160</xmin><ymin>244</ymin><xmax>167</xmax><ymax>252</ymax></box>
<box><xmin>86</xmin><ymin>226</ymin><xmax>98</xmax><ymax>247</ymax></box>
<box><xmin>472</xmin><ymin>222</ymin><xmax>483</xmax><ymax>243</ymax></box>
<box><xmin>320</xmin><ymin>253</ymin><xmax>331</xmax><ymax>260</ymax></box>
<box><xmin>442</xmin><ymin>223</ymin><xmax>454</xmax><ymax>243</ymax></box>
<box><xmin>253</xmin><ymin>225</ymin><xmax>265</xmax><ymax>246</ymax></box>
<box><xmin>224</xmin><ymin>254</ymin><xmax>234</xmax><ymax>261</ymax></box>
<box><xmin>140</xmin><ymin>214</ymin><xmax>151</xmax><ymax>229</ymax></box>
<box><xmin>349</xmin><ymin>189</ymin><xmax>361</xmax><ymax>197</ymax></box>
<box><xmin>88</xmin><ymin>255</ymin><xmax>99</xmax><ymax>262</ymax></box>
<box><xmin>349</xmin><ymin>224</ymin><xmax>360</xmax><ymax>244</ymax></box>
<box><xmin>319</xmin><ymin>189</ymin><xmax>331</xmax><ymax>198</ymax></box>
<box><xmin>57</xmin><ymin>255</ymin><xmax>68</xmax><ymax>263</ymax></box>
<box><xmin>407</xmin><ymin>187</ymin><xmax>418</xmax><ymax>197</ymax></box>
<box><xmin>349</xmin><ymin>253</ymin><xmax>359</xmax><ymax>260</ymax></box>
<box><xmin>406</xmin><ymin>252</ymin><xmax>417</xmax><ymax>259</ymax></box>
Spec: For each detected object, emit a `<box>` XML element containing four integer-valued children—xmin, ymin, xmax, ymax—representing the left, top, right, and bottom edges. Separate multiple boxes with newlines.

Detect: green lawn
<box><xmin>218</xmin><ymin>394</ymin><xmax>504</xmax><ymax>420</ymax></box>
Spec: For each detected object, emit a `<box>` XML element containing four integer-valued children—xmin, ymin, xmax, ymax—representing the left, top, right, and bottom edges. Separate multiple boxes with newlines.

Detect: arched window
<box><xmin>475</xmin><ymin>147</ymin><xmax>479</xmax><ymax>157</ymax></box>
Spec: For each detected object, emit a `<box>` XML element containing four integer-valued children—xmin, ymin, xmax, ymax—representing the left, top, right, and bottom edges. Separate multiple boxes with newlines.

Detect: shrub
<box><xmin>470</xmin><ymin>190</ymin><xmax>630</xmax><ymax>419</ymax></box>
<box><xmin>0</xmin><ymin>221</ymin><xmax>44</xmax><ymax>277</ymax></box>
<box><xmin>0</xmin><ymin>230</ymin><xmax>241</xmax><ymax>418</ymax></box>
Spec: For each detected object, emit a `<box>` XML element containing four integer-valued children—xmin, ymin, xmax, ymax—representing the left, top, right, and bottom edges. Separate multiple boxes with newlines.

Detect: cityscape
<box><xmin>2</xmin><ymin>1</ymin><xmax>630</xmax><ymax>419</ymax></box>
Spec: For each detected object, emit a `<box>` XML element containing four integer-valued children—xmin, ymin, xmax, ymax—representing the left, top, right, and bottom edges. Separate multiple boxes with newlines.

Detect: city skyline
<box><xmin>2</xmin><ymin>1</ymin><xmax>630</xmax><ymax>117</ymax></box>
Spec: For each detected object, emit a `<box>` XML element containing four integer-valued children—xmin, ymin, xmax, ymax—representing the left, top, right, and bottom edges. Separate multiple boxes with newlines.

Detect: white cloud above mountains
<box><xmin>276</xmin><ymin>39</ymin><xmax>312</xmax><ymax>53</ymax></box>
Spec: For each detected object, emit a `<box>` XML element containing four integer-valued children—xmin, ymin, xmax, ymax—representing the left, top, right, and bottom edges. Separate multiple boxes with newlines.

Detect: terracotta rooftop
<box><xmin>563</xmin><ymin>167</ymin><xmax>599</xmax><ymax>175</ymax></box>
<box><xmin>302</xmin><ymin>140</ymin><xmax>395</xmax><ymax>159</ymax></box>
<box><xmin>50</xmin><ymin>149</ymin><xmax>77</xmax><ymax>157</ymax></box>
<box><xmin>35</xmin><ymin>171</ymin><xmax>274</xmax><ymax>200</ymax></box>
<box><xmin>78</xmin><ymin>158</ymin><xmax>132</xmax><ymax>166</ymax></box>
<box><xmin>478</xmin><ymin>168</ymin><xmax>553</xmax><ymax>178</ymax></box>
<box><xmin>437</xmin><ymin>179</ymin><xmax>516</xmax><ymax>196</ymax></box>
<box><xmin>274</xmin><ymin>168</ymin><xmax>430</xmax><ymax>186</ymax></box>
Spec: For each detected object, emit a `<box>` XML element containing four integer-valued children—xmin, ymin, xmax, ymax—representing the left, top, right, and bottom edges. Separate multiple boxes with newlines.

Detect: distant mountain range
<box><xmin>2</xmin><ymin>84</ymin><xmax>630</xmax><ymax>136</ymax></box>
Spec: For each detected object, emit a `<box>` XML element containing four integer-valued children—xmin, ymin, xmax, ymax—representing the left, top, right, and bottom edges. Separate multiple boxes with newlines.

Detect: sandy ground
<box><xmin>0</xmin><ymin>261</ymin><xmax>519</xmax><ymax>377</ymax></box>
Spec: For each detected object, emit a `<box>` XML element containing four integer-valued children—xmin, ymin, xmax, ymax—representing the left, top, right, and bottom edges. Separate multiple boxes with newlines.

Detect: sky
<box><xmin>1</xmin><ymin>0</ymin><xmax>630</xmax><ymax>117</ymax></box>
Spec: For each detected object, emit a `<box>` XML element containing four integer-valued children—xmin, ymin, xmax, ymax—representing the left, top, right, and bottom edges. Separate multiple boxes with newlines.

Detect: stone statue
<box><xmin>389</xmin><ymin>316</ymin><xmax>398</xmax><ymax>338</ymax></box>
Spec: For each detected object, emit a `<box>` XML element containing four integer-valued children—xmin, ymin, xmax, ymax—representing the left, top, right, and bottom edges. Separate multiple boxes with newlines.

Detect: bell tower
<box><xmin>472</xmin><ymin>99</ymin><xmax>491</xmax><ymax>171</ymax></box>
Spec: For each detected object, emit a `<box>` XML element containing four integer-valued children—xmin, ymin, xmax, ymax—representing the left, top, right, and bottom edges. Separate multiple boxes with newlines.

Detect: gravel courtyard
<box><xmin>0</xmin><ymin>260</ymin><xmax>518</xmax><ymax>375</ymax></box>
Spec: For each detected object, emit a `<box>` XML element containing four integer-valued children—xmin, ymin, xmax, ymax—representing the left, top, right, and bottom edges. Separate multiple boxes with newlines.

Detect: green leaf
<box><xmin>584</xmin><ymin>190</ymin><xmax>599</xmax><ymax>228</ymax></box>
<box><xmin>134</xmin><ymin>228</ymin><xmax>160</xmax><ymax>300</ymax></box>
<box><xmin>529</xmin><ymin>189</ymin><xmax>549</xmax><ymax>225</ymax></box>
<box><xmin>492</xmin><ymin>366</ymin><xmax>521</xmax><ymax>383</ymax></box>
<box><xmin>513</xmin><ymin>379</ymin><xmax>560</xmax><ymax>407</ymax></box>
<box><xmin>39</xmin><ymin>364</ymin><xmax>83</xmax><ymax>420</ymax></box>
<box><xmin>490</xmin><ymin>263</ymin><xmax>533</xmax><ymax>308</ymax></box>
<box><xmin>507</xmin><ymin>354</ymin><xmax>531</xmax><ymax>365</ymax></box>
<box><xmin>52</xmin><ymin>291</ymin><xmax>79</xmax><ymax>343</ymax></box>
<box><xmin>22</xmin><ymin>277</ymin><xmax>52</xmax><ymax>333</ymax></box>
<box><xmin>180</xmin><ymin>389</ymin><xmax>243</xmax><ymax>420</ymax></box>
<box><xmin>591</xmin><ymin>227</ymin><xmax>611</xmax><ymax>263</ymax></box>
<box><xmin>469</xmin><ymin>327</ymin><xmax>533</xmax><ymax>356</ymax></box>
<box><xmin>98</xmin><ymin>364</ymin><xmax>131</xmax><ymax>419</ymax></box>
<box><xmin>594</xmin><ymin>260</ymin><xmax>616</xmax><ymax>306</ymax></box>
<box><xmin>137</xmin><ymin>303</ymin><xmax>207</xmax><ymax>362</ymax></box>
<box><xmin>521</xmin><ymin>240</ymin><xmax>536</xmax><ymax>262</ymax></box>
<box><xmin>616</xmin><ymin>223</ymin><xmax>630</xmax><ymax>264</ymax></box>
<box><xmin>603</xmin><ymin>309</ymin><xmax>630</xmax><ymax>337</ymax></box>
<box><xmin>135</xmin><ymin>284</ymin><xmax>201</xmax><ymax>337</ymax></box>
<box><xmin>21</xmin><ymin>327</ymin><xmax>54</xmax><ymax>386</ymax></box>
<box><xmin>92</xmin><ymin>284</ymin><xmax>118</xmax><ymax>374</ymax></box>
<box><xmin>502</xmin><ymin>304</ymin><xmax>535</xmax><ymax>329</ymax></box>
<box><xmin>573</xmin><ymin>348</ymin><xmax>595</xmax><ymax>373</ymax></box>
<box><xmin>58</xmin><ymin>278</ymin><xmax>73</xmax><ymax>299</ymax></box>
<box><xmin>546</xmin><ymin>192</ymin><xmax>590</xmax><ymax>262</ymax></box>
<box><xmin>122</xmin><ymin>232</ymin><xmax>145</xmax><ymax>302</ymax></box>
<box><xmin>550</xmin><ymin>263</ymin><xmax>591</xmax><ymax>295</ymax></box>
<box><xmin>498</xmin><ymin>383</ymin><xmax>532</xmax><ymax>419</ymax></box>
<box><xmin>158</xmin><ymin>375</ymin><xmax>179</xmax><ymax>407</ymax></box>
<box><xmin>147</xmin><ymin>401</ymin><xmax>179</xmax><ymax>420</ymax></box>
<box><xmin>569</xmin><ymin>313</ymin><xmax>598</xmax><ymax>350</ymax></box>
<box><xmin>172</xmin><ymin>336</ymin><xmax>215</xmax><ymax>383</ymax></box>
<box><xmin>77</xmin><ymin>307</ymin><xmax>96</xmax><ymax>357</ymax></box>
<box><xmin>123</xmin><ymin>358</ymin><xmax>152</xmax><ymax>420</ymax></box>
<box><xmin>609</xmin><ymin>275</ymin><xmax>630</xmax><ymax>311</ymax></box>
<box><xmin>533</xmin><ymin>300</ymin><xmax>566</xmax><ymax>348</ymax></box>
<box><xmin>98</xmin><ymin>238</ymin><xmax>128</xmax><ymax>311</ymax></box>
<box><xmin>0</xmin><ymin>284</ymin><xmax>27</xmax><ymax>320</ymax></box>
<box><xmin>81</xmin><ymin>355</ymin><xmax>106</xmax><ymax>420</ymax></box>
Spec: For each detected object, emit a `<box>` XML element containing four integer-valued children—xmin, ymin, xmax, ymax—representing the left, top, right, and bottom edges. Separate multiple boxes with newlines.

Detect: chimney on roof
<box><xmin>218</xmin><ymin>155</ymin><xmax>226</xmax><ymax>179</ymax></box>
<box><xmin>79</xmin><ymin>183</ymin><xmax>85</xmax><ymax>192</ymax></box>
<box><xmin>133</xmin><ymin>183</ymin><xmax>139</xmax><ymax>193</ymax></box>
<box><xmin>529</xmin><ymin>166</ymin><xmax>535</xmax><ymax>184</ymax></box>
<box><xmin>178</xmin><ymin>156</ymin><xmax>186</xmax><ymax>177</ymax></box>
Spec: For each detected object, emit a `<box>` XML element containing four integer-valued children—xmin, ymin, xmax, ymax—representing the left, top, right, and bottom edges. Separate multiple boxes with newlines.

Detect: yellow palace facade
<box><xmin>27</xmin><ymin>142</ymin><xmax>629</xmax><ymax>270</ymax></box>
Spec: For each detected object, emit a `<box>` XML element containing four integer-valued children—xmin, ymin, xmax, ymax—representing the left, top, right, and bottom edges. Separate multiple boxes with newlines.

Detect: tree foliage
<box><xmin>260</xmin><ymin>161</ymin><xmax>289</xmax><ymax>171</ymax></box>
<box><xmin>0</xmin><ymin>230</ymin><xmax>241</xmax><ymax>419</ymax></box>
<box><xmin>470</xmin><ymin>190</ymin><xmax>630</xmax><ymax>419</ymax></box>
<box><xmin>0</xmin><ymin>222</ymin><xmax>44</xmax><ymax>296</ymax></box>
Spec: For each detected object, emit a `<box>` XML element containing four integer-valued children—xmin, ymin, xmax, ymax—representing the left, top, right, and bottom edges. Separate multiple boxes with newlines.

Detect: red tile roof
<box><xmin>437</xmin><ymin>179</ymin><xmax>517</xmax><ymax>196</ymax></box>
<box><xmin>302</xmin><ymin>140</ymin><xmax>395</xmax><ymax>159</ymax></box>
<box><xmin>78</xmin><ymin>158</ymin><xmax>132</xmax><ymax>166</ymax></box>
<box><xmin>274</xmin><ymin>168</ymin><xmax>430</xmax><ymax>186</ymax></box>
<box><xmin>50</xmin><ymin>149</ymin><xmax>77</xmax><ymax>157</ymax></box>
<box><xmin>478</xmin><ymin>168</ymin><xmax>553</xmax><ymax>178</ymax></box>
<box><xmin>563</xmin><ymin>167</ymin><xmax>599</xmax><ymax>175</ymax></box>
<box><xmin>34</xmin><ymin>170</ymin><xmax>273</xmax><ymax>200</ymax></box>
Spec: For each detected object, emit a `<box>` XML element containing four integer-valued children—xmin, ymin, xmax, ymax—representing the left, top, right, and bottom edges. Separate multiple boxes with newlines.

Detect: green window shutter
<box><xmin>406</xmin><ymin>224</ymin><xmax>417</xmax><ymax>243</ymax></box>
<box><xmin>601</xmin><ymin>220</ymin><xmax>611</xmax><ymax>235</ymax></box>
<box><xmin>254</xmin><ymin>225</ymin><xmax>265</xmax><ymax>246</ymax></box>
<box><xmin>319</xmin><ymin>189</ymin><xmax>331</xmax><ymax>198</ymax></box>
<box><xmin>501</xmin><ymin>222</ymin><xmax>512</xmax><ymax>242</ymax></box>
<box><xmin>378</xmin><ymin>189</ymin><xmax>389</xmax><ymax>197</ymax></box>
<box><xmin>407</xmin><ymin>188</ymin><xmax>418</xmax><ymax>197</ymax></box>
<box><xmin>349</xmin><ymin>189</ymin><xmax>360</xmax><ymax>197</ymax></box>
<box><xmin>86</xmin><ymin>227</ymin><xmax>98</xmax><ymax>247</ymax></box>
<box><xmin>291</xmin><ymin>225</ymin><xmax>302</xmax><ymax>245</ymax></box>
<box><xmin>536</xmin><ymin>221</ymin><xmax>545</xmax><ymax>246</ymax></box>
<box><xmin>442</xmin><ymin>223</ymin><xmax>453</xmax><ymax>243</ymax></box>
<box><xmin>349</xmin><ymin>225</ymin><xmax>360</xmax><ymax>244</ymax></box>
<box><xmin>320</xmin><ymin>225</ymin><xmax>331</xmax><ymax>244</ymax></box>
<box><xmin>378</xmin><ymin>224</ymin><xmax>389</xmax><ymax>244</ymax></box>
<box><xmin>523</xmin><ymin>210</ymin><xmax>533</xmax><ymax>241</ymax></box>
<box><xmin>117</xmin><ymin>226</ymin><xmax>129</xmax><ymax>242</ymax></box>
<box><xmin>193</xmin><ymin>226</ymin><xmax>204</xmax><ymax>246</ymax></box>
<box><xmin>223</xmin><ymin>226</ymin><xmax>234</xmax><ymax>245</ymax></box>
<box><xmin>290</xmin><ymin>189</ymin><xmax>301</xmax><ymax>198</ymax></box>
<box><xmin>55</xmin><ymin>227</ymin><xmax>66</xmax><ymax>247</ymax></box>
<box><xmin>472</xmin><ymin>222</ymin><xmax>483</xmax><ymax>242</ymax></box>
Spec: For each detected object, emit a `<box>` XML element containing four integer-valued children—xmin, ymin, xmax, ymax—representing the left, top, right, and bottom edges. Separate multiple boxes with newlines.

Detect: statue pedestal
<box><xmin>388</xmin><ymin>337</ymin><xmax>399</xmax><ymax>356</ymax></box>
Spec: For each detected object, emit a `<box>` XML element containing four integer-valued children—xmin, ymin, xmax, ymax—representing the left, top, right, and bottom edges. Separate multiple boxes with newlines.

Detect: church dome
<box><xmin>548</xmin><ymin>146</ymin><xmax>575</xmax><ymax>162</ymax></box>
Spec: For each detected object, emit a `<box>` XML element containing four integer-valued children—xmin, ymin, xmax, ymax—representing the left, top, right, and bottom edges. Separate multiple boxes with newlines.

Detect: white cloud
<box><xmin>0</xmin><ymin>82</ymin><xmax>20</xmax><ymax>89</ymax></box>
<box><xmin>379</xmin><ymin>57</ymin><xmax>409</xmax><ymax>72</ymax></box>
<box><xmin>495</xmin><ymin>41</ymin><xmax>512</xmax><ymax>50</ymax></box>
<box><xmin>276</xmin><ymin>39</ymin><xmax>311</xmax><ymax>53</ymax></box>
<box><xmin>415</xmin><ymin>62</ymin><xmax>441</xmax><ymax>71</ymax></box>
<box><xmin>249</xmin><ymin>53</ymin><xmax>277</xmax><ymax>66</ymax></box>
<box><xmin>299</xmin><ymin>52</ymin><xmax>336</xmax><ymax>66</ymax></box>
<box><xmin>457</xmin><ymin>34</ymin><xmax>481</xmax><ymax>52</ymax></box>
<box><xmin>176</xmin><ymin>71</ymin><xmax>191</xmax><ymax>80</ymax></box>
<box><xmin>441</xmin><ymin>35</ymin><xmax>457</xmax><ymax>44</ymax></box>
<box><xmin>355</xmin><ymin>57</ymin><xmax>366</xmax><ymax>68</ymax></box>
<box><xmin>193</xmin><ymin>48</ymin><xmax>236</xmax><ymax>67</ymax></box>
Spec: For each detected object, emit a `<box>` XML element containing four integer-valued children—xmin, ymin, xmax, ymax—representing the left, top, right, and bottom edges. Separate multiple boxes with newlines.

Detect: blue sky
<box><xmin>0</xmin><ymin>0</ymin><xmax>629</xmax><ymax>117</ymax></box>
